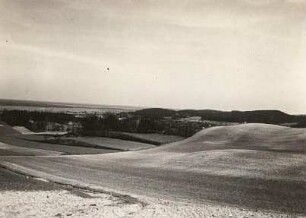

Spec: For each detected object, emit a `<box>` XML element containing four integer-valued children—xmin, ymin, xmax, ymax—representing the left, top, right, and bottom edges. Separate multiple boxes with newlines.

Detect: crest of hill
<box><xmin>151</xmin><ymin>123</ymin><xmax>306</xmax><ymax>153</ymax></box>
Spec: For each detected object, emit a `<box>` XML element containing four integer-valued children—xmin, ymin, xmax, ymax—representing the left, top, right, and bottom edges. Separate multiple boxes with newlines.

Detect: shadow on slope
<box><xmin>0</xmin><ymin>122</ymin><xmax>21</xmax><ymax>136</ymax></box>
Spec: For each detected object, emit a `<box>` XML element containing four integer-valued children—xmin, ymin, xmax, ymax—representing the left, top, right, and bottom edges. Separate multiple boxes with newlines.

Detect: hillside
<box><xmin>151</xmin><ymin>123</ymin><xmax>306</xmax><ymax>153</ymax></box>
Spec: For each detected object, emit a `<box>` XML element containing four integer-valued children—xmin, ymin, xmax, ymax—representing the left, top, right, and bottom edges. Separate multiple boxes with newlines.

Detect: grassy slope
<box><xmin>152</xmin><ymin>123</ymin><xmax>306</xmax><ymax>153</ymax></box>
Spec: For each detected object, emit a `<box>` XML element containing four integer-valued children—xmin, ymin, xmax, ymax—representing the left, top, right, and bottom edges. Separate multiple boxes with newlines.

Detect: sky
<box><xmin>0</xmin><ymin>0</ymin><xmax>305</xmax><ymax>114</ymax></box>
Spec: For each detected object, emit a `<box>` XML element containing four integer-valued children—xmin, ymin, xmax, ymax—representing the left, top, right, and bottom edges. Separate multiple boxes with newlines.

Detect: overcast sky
<box><xmin>0</xmin><ymin>0</ymin><xmax>305</xmax><ymax>113</ymax></box>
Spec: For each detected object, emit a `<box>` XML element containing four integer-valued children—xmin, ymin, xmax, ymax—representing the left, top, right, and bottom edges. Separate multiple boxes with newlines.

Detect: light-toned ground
<box><xmin>0</xmin><ymin>189</ymin><xmax>142</xmax><ymax>218</ymax></box>
<box><xmin>12</xmin><ymin>126</ymin><xmax>34</xmax><ymax>134</ymax></box>
<box><xmin>0</xmin><ymin>188</ymin><xmax>302</xmax><ymax>218</ymax></box>
<box><xmin>2</xmin><ymin>167</ymin><xmax>290</xmax><ymax>218</ymax></box>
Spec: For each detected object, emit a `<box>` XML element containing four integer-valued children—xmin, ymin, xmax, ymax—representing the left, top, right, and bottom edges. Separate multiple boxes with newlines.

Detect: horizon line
<box><xmin>0</xmin><ymin>98</ymin><xmax>304</xmax><ymax>116</ymax></box>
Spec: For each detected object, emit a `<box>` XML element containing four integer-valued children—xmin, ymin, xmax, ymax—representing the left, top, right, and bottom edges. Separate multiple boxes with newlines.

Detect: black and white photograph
<box><xmin>0</xmin><ymin>0</ymin><xmax>305</xmax><ymax>217</ymax></box>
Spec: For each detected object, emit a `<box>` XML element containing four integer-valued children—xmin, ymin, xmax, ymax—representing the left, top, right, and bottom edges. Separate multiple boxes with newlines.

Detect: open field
<box><xmin>0</xmin><ymin>141</ymin><xmax>63</xmax><ymax>156</ymax></box>
<box><xmin>0</xmin><ymin>123</ymin><xmax>154</xmax><ymax>155</ymax></box>
<box><xmin>0</xmin><ymin>123</ymin><xmax>305</xmax><ymax>216</ymax></box>
<box><xmin>17</xmin><ymin>135</ymin><xmax>155</xmax><ymax>151</ymax></box>
<box><xmin>0</xmin><ymin>136</ymin><xmax>120</xmax><ymax>155</ymax></box>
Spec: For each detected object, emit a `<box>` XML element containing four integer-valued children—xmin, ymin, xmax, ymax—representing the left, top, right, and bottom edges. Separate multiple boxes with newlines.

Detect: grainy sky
<box><xmin>0</xmin><ymin>0</ymin><xmax>305</xmax><ymax>113</ymax></box>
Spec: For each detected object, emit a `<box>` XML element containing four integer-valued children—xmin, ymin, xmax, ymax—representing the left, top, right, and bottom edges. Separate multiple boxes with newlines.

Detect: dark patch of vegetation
<box><xmin>134</xmin><ymin>108</ymin><xmax>306</xmax><ymax>127</ymax></box>
<box><xmin>80</xmin><ymin>113</ymin><xmax>206</xmax><ymax>138</ymax></box>
<box><xmin>0</xmin><ymin>110</ymin><xmax>76</xmax><ymax>131</ymax></box>
<box><xmin>133</xmin><ymin>108</ymin><xmax>177</xmax><ymax>118</ymax></box>
<box><xmin>1</xmin><ymin>108</ymin><xmax>305</xmax><ymax>142</ymax></box>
